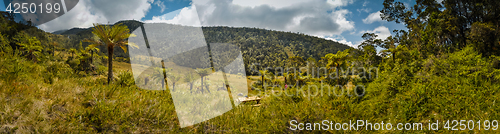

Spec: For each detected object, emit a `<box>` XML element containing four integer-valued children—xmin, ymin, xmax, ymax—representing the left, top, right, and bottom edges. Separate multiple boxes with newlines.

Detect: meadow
<box><xmin>1</xmin><ymin>45</ymin><xmax>499</xmax><ymax>133</ymax></box>
<box><xmin>2</xmin><ymin>0</ymin><xmax>500</xmax><ymax>132</ymax></box>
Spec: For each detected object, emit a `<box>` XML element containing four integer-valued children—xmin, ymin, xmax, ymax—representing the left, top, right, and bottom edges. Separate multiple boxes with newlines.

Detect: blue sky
<box><xmin>143</xmin><ymin>0</ymin><xmax>191</xmax><ymax>21</ymax></box>
<box><xmin>2</xmin><ymin>0</ymin><xmax>415</xmax><ymax>48</ymax></box>
<box><xmin>139</xmin><ymin>0</ymin><xmax>412</xmax><ymax>47</ymax></box>
<box><xmin>0</xmin><ymin>2</ymin><xmax>4</xmax><ymax>11</ymax></box>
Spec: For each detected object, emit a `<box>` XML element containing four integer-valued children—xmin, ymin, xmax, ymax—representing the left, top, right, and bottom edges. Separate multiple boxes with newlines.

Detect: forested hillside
<box><xmin>56</xmin><ymin>20</ymin><xmax>350</xmax><ymax>75</ymax></box>
<box><xmin>2</xmin><ymin>0</ymin><xmax>500</xmax><ymax>132</ymax></box>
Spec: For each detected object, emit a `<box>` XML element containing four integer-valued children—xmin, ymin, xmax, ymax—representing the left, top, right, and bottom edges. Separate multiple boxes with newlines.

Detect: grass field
<box><xmin>1</xmin><ymin>47</ymin><xmax>500</xmax><ymax>133</ymax></box>
<box><xmin>114</xmin><ymin>61</ymin><xmax>313</xmax><ymax>97</ymax></box>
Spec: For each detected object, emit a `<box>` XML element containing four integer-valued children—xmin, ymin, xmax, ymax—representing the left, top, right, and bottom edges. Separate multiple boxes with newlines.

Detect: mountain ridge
<box><xmin>54</xmin><ymin>20</ymin><xmax>351</xmax><ymax>75</ymax></box>
<box><xmin>53</xmin><ymin>20</ymin><xmax>350</xmax><ymax>50</ymax></box>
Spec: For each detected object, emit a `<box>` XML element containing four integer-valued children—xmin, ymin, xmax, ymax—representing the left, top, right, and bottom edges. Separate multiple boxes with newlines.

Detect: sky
<box><xmin>1</xmin><ymin>0</ymin><xmax>415</xmax><ymax>48</ymax></box>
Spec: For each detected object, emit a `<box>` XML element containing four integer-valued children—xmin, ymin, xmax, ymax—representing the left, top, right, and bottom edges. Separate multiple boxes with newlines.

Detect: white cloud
<box><xmin>154</xmin><ymin>0</ymin><xmax>167</xmax><ymax>13</ymax></box>
<box><xmin>326</xmin><ymin>0</ymin><xmax>354</xmax><ymax>7</ymax></box>
<box><xmin>325</xmin><ymin>37</ymin><xmax>355</xmax><ymax>48</ymax></box>
<box><xmin>321</xmin><ymin>35</ymin><xmax>355</xmax><ymax>47</ymax></box>
<box><xmin>357</xmin><ymin>8</ymin><xmax>371</xmax><ymax>13</ymax></box>
<box><xmin>147</xmin><ymin>0</ymin><xmax>355</xmax><ymax>38</ymax></box>
<box><xmin>232</xmin><ymin>0</ymin><xmax>307</xmax><ymax>9</ymax></box>
<box><xmin>145</xmin><ymin>6</ymin><xmax>202</xmax><ymax>27</ymax></box>
<box><xmin>362</xmin><ymin>11</ymin><xmax>383</xmax><ymax>24</ymax></box>
<box><xmin>39</xmin><ymin>0</ymin><xmax>154</xmax><ymax>32</ymax></box>
<box><xmin>86</xmin><ymin>0</ymin><xmax>153</xmax><ymax>23</ymax></box>
<box><xmin>361</xmin><ymin>26</ymin><xmax>391</xmax><ymax>40</ymax></box>
<box><xmin>362</xmin><ymin>1</ymin><xmax>369</xmax><ymax>7</ymax></box>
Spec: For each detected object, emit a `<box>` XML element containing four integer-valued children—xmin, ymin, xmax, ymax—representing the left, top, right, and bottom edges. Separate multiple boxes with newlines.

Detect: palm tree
<box><xmin>17</xmin><ymin>36</ymin><xmax>42</xmax><ymax>63</ymax></box>
<box><xmin>84</xmin><ymin>23</ymin><xmax>138</xmax><ymax>84</ymax></box>
<box><xmin>324</xmin><ymin>50</ymin><xmax>350</xmax><ymax>85</ymax></box>
<box><xmin>149</xmin><ymin>67</ymin><xmax>170</xmax><ymax>90</ymax></box>
<box><xmin>183</xmin><ymin>73</ymin><xmax>196</xmax><ymax>93</ymax></box>
<box><xmin>195</xmin><ymin>68</ymin><xmax>211</xmax><ymax>93</ymax></box>
<box><xmin>69</xmin><ymin>48</ymin><xmax>77</xmax><ymax>59</ymax></box>
<box><xmin>85</xmin><ymin>46</ymin><xmax>100</xmax><ymax>65</ymax></box>
<box><xmin>295</xmin><ymin>75</ymin><xmax>310</xmax><ymax>87</ymax></box>
<box><xmin>50</xmin><ymin>42</ymin><xmax>58</xmax><ymax>56</ymax></box>
<box><xmin>283</xmin><ymin>72</ymin><xmax>289</xmax><ymax>84</ymax></box>
<box><xmin>168</xmin><ymin>75</ymin><xmax>181</xmax><ymax>91</ymax></box>
<box><xmin>258</xmin><ymin>70</ymin><xmax>269</xmax><ymax>89</ymax></box>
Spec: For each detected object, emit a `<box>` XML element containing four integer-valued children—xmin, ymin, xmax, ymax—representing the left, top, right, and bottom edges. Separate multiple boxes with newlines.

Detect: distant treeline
<box><xmin>57</xmin><ymin>20</ymin><xmax>351</xmax><ymax>75</ymax></box>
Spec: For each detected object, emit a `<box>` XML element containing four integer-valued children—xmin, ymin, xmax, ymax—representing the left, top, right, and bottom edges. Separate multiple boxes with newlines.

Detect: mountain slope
<box><xmin>55</xmin><ymin>20</ymin><xmax>351</xmax><ymax>75</ymax></box>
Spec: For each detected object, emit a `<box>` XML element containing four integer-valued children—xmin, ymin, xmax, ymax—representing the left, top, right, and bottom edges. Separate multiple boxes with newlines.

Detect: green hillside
<box><xmin>2</xmin><ymin>0</ymin><xmax>500</xmax><ymax>132</ymax></box>
<box><xmin>56</xmin><ymin>20</ymin><xmax>350</xmax><ymax>75</ymax></box>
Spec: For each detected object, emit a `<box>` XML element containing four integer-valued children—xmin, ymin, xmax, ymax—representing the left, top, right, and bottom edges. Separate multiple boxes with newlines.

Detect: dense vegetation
<box><xmin>0</xmin><ymin>0</ymin><xmax>500</xmax><ymax>133</ymax></box>
<box><xmin>57</xmin><ymin>20</ymin><xmax>350</xmax><ymax>75</ymax></box>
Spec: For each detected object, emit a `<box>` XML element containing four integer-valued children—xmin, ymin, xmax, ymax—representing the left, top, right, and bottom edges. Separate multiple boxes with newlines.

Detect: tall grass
<box><xmin>0</xmin><ymin>46</ymin><xmax>499</xmax><ymax>133</ymax></box>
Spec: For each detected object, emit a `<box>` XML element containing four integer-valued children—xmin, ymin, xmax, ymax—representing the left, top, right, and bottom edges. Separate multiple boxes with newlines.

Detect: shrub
<box><xmin>66</xmin><ymin>58</ymin><xmax>80</xmax><ymax>71</ymax></box>
<box><xmin>115</xmin><ymin>71</ymin><xmax>135</xmax><ymax>87</ymax></box>
<box><xmin>0</xmin><ymin>54</ymin><xmax>30</xmax><ymax>81</ymax></box>
<box><xmin>44</xmin><ymin>61</ymin><xmax>73</xmax><ymax>79</ymax></box>
<box><xmin>95</xmin><ymin>65</ymin><xmax>107</xmax><ymax>75</ymax></box>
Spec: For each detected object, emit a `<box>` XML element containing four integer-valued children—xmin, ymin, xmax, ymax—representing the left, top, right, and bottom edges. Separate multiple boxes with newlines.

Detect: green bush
<box><xmin>44</xmin><ymin>61</ymin><xmax>73</xmax><ymax>79</ymax></box>
<box><xmin>66</xmin><ymin>58</ymin><xmax>80</xmax><ymax>71</ymax></box>
<box><xmin>352</xmin><ymin>46</ymin><xmax>500</xmax><ymax>133</ymax></box>
<box><xmin>115</xmin><ymin>71</ymin><xmax>135</xmax><ymax>87</ymax></box>
<box><xmin>95</xmin><ymin>65</ymin><xmax>107</xmax><ymax>75</ymax></box>
<box><xmin>0</xmin><ymin>53</ymin><xmax>32</xmax><ymax>81</ymax></box>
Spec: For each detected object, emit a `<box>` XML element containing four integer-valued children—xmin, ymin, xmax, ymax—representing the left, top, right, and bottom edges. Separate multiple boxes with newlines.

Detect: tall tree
<box><xmin>50</xmin><ymin>42</ymin><xmax>58</xmax><ymax>57</ymax></box>
<box><xmin>258</xmin><ymin>69</ymin><xmax>269</xmax><ymax>89</ymax></box>
<box><xmin>358</xmin><ymin>33</ymin><xmax>382</xmax><ymax>67</ymax></box>
<box><xmin>168</xmin><ymin>75</ymin><xmax>181</xmax><ymax>91</ymax></box>
<box><xmin>85</xmin><ymin>46</ymin><xmax>100</xmax><ymax>65</ymax></box>
<box><xmin>184</xmin><ymin>73</ymin><xmax>196</xmax><ymax>93</ymax></box>
<box><xmin>149</xmin><ymin>67</ymin><xmax>170</xmax><ymax>90</ymax></box>
<box><xmin>195</xmin><ymin>68</ymin><xmax>212</xmax><ymax>93</ymax></box>
<box><xmin>69</xmin><ymin>48</ymin><xmax>77</xmax><ymax>59</ymax></box>
<box><xmin>379</xmin><ymin>36</ymin><xmax>397</xmax><ymax>61</ymax></box>
<box><xmin>381</xmin><ymin>0</ymin><xmax>500</xmax><ymax>56</ymax></box>
<box><xmin>323</xmin><ymin>49</ymin><xmax>350</xmax><ymax>85</ymax></box>
<box><xmin>84</xmin><ymin>23</ymin><xmax>138</xmax><ymax>84</ymax></box>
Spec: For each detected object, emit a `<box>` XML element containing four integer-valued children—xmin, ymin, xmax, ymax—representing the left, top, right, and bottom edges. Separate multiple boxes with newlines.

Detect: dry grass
<box><xmin>1</xmin><ymin>47</ymin><xmax>500</xmax><ymax>133</ymax></box>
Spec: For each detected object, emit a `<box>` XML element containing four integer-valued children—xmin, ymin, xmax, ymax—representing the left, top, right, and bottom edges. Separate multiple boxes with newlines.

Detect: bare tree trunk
<box><xmin>261</xmin><ymin>75</ymin><xmax>264</xmax><ymax>89</ymax></box>
<box><xmin>172</xmin><ymin>82</ymin><xmax>175</xmax><ymax>91</ymax></box>
<box><xmin>161</xmin><ymin>79</ymin><xmax>165</xmax><ymax>89</ymax></box>
<box><xmin>161</xmin><ymin>60</ymin><xmax>168</xmax><ymax>90</ymax></box>
<box><xmin>189</xmin><ymin>83</ymin><xmax>193</xmax><ymax>93</ymax></box>
<box><xmin>205</xmin><ymin>78</ymin><xmax>211</xmax><ymax>93</ymax></box>
<box><xmin>90</xmin><ymin>50</ymin><xmax>93</xmax><ymax>65</ymax></box>
<box><xmin>107</xmin><ymin>47</ymin><xmax>114</xmax><ymax>84</ymax></box>
<box><xmin>284</xmin><ymin>74</ymin><xmax>287</xmax><ymax>84</ymax></box>
<box><xmin>201</xmin><ymin>76</ymin><xmax>204</xmax><ymax>92</ymax></box>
